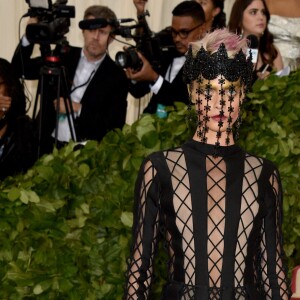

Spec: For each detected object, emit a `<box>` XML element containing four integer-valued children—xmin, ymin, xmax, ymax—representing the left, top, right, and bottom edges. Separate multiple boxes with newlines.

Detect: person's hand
<box><xmin>53</xmin><ymin>97</ymin><xmax>81</xmax><ymax>114</ymax></box>
<box><xmin>0</xmin><ymin>94</ymin><xmax>11</xmax><ymax>117</ymax></box>
<box><xmin>133</xmin><ymin>0</ymin><xmax>148</xmax><ymax>16</ymax></box>
<box><xmin>256</xmin><ymin>70</ymin><xmax>270</xmax><ymax>80</ymax></box>
<box><xmin>27</xmin><ymin>17</ymin><xmax>38</xmax><ymax>25</ymax></box>
<box><xmin>24</xmin><ymin>17</ymin><xmax>38</xmax><ymax>41</ymax></box>
<box><xmin>125</xmin><ymin>51</ymin><xmax>158</xmax><ymax>83</ymax></box>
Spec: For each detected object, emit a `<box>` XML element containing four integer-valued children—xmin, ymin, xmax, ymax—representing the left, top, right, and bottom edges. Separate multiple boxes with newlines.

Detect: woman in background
<box><xmin>228</xmin><ymin>0</ymin><xmax>283</xmax><ymax>81</ymax></box>
<box><xmin>196</xmin><ymin>0</ymin><xmax>226</xmax><ymax>32</ymax></box>
<box><xmin>0</xmin><ymin>58</ymin><xmax>37</xmax><ymax>180</ymax></box>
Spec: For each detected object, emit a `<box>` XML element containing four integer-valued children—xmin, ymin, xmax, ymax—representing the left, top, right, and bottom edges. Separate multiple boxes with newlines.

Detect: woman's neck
<box><xmin>192</xmin><ymin>132</ymin><xmax>235</xmax><ymax>146</ymax></box>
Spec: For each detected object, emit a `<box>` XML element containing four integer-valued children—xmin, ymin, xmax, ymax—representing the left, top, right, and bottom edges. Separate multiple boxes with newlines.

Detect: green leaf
<box><xmin>28</xmin><ymin>190</ymin><xmax>40</xmax><ymax>203</ymax></box>
<box><xmin>33</xmin><ymin>279</ymin><xmax>52</xmax><ymax>295</ymax></box>
<box><xmin>141</xmin><ymin>130</ymin><xmax>159</xmax><ymax>149</ymax></box>
<box><xmin>120</xmin><ymin>212</ymin><xmax>133</xmax><ymax>228</ymax></box>
<box><xmin>7</xmin><ymin>188</ymin><xmax>21</xmax><ymax>201</ymax></box>
<box><xmin>79</xmin><ymin>163</ymin><xmax>90</xmax><ymax>177</ymax></box>
<box><xmin>19</xmin><ymin>190</ymin><xmax>29</xmax><ymax>204</ymax></box>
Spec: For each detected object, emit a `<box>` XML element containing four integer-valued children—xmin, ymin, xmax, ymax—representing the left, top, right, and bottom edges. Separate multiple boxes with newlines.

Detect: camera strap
<box><xmin>70</xmin><ymin>69</ymin><xmax>95</xmax><ymax>95</ymax></box>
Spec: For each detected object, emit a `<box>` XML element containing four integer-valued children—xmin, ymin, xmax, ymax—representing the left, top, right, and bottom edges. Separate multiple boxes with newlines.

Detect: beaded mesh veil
<box><xmin>183</xmin><ymin>31</ymin><xmax>253</xmax><ymax>151</ymax></box>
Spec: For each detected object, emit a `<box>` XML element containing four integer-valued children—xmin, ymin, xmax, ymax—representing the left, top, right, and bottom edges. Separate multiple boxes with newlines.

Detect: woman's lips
<box><xmin>211</xmin><ymin>115</ymin><xmax>227</xmax><ymax>122</ymax></box>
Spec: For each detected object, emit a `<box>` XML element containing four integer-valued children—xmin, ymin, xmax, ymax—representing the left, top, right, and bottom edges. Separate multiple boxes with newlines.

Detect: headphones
<box><xmin>78</xmin><ymin>18</ymin><xmax>117</xmax><ymax>30</ymax></box>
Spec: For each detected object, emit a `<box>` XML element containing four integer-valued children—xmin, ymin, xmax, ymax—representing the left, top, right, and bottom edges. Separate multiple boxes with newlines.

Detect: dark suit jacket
<box><xmin>129</xmin><ymin>49</ymin><xmax>189</xmax><ymax>114</ymax></box>
<box><xmin>11</xmin><ymin>42</ymin><xmax>129</xmax><ymax>144</ymax></box>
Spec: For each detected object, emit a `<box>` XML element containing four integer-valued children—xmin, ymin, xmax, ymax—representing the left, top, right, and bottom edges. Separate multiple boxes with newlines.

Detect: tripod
<box><xmin>33</xmin><ymin>54</ymin><xmax>77</xmax><ymax>158</ymax></box>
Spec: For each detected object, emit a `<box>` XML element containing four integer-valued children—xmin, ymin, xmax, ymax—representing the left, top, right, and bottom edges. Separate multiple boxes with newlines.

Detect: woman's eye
<box><xmin>204</xmin><ymin>89</ymin><xmax>215</xmax><ymax>96</ymax></box>
<box><xmin>227</xmin><ymin>90</ymin><xmax>236</xmax><ymax>96</ymax></box>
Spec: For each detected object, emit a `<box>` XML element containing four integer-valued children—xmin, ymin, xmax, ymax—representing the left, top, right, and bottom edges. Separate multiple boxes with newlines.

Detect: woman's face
<box><xmin>0</xmin><ymin>78</ymin><xmax>6</xmax><ymax>96</ymax></box>
<box><xmin>196</xmin><ymin>0</ymin><xmax>221</xmax><ymax>31</ymax></box>
<box><xmin>0</xmin><ymin>78</ymin><xmax>7</xmax><ymax>120</ymax></box>
<box><xmin>0</xmin><ymin>78</ymin><xmax>11</xmax><ymax>122</ymax></box>
<box><xmin>191</xmin><ymin>76</ymin><xmax>242</xmax><ymax>145</ymax></box>
<box><xmin>242</xmin><ymin>0</ymin><xmax>267</xmax><ymax>38</ymax></box>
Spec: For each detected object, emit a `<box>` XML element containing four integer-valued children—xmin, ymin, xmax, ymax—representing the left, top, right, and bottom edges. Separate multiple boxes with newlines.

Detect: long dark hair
<box><xmin>228</xmin><ymin>0</ymin><xmax>278</xmax><ymax>66</ymax></box>
<box><xmin>0</xmin><ymin>58</ymin><xmax>26</xmax><ymax>125</ymax></box>
<box><xmin>211</xmin><ymin>0</ymin><xmax>226</xmax><ymax>30</ymax></box>
<box><xmin>0</xmin><ymin>59</ymin><xmax>37</xmax><ymax>178</ymax></box>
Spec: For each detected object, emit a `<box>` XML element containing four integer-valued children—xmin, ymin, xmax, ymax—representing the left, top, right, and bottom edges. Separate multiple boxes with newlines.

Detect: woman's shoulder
<box><xmin>147</xmin><ymin>146</ymin><xmax>183</xmax><ymax>161</ymax></box>
<box><xmin>141</xmin><ymin>146</ymin><xmax>184</xmax><ymax>171</ymax></box>
<box><xmin>266</xmin><ymin>0</ymin><xmax>300</xmax><ymax>18</ymax></box>
<box><xmin>245</xmin><ymin>151</ymin><xmax>279</xmax><ymax>175</ymax></box>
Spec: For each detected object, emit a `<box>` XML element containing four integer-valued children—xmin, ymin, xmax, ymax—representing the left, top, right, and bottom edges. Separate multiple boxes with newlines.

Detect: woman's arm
<box><xmin>273</xmin><ymin>46</ymin><xmax>284</xmax><ymax>71</ymax></box>
<box><xmin>124</xmin><ymin>158</ymin><xmax>161</xmax><ymax>300</ymax></box>
<box><xmin>260</xmin><ymin>167</ymin><xmax>290</xmax><ymax>300</ymax></box>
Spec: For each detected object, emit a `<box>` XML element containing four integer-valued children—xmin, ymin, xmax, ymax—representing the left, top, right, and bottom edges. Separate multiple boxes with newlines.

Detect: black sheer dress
<box><xmin>124</xmin><ymin>139</ymin><xmax>290</xmax><ymax>300</ymax></box>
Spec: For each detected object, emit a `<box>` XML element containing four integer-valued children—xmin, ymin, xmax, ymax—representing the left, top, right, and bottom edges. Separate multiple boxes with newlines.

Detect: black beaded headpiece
<box><xmin>183</xmin><ymin>43</ymin><xmax>253</xmax><ymax>90</ymax></box>
<box><xmin>183</xmin><ymin>40</ymin><xmax>253</xmax><ymax>154</ymax></box>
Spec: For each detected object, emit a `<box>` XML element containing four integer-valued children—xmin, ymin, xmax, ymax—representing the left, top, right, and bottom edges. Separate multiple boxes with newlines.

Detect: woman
<box><xmin>0</xmin><ymin>58</ymin><xmax>37</xmax><ymax>180</ymax></box>
<box><xmin>195</xmin><ymin>0</ymin><xmax>226</xmax><ymax>32</ymax></box>
<box><xmin>123</xmin><ymin>28</ymin><xmax>290</xmax><ymax>299</ymax></box>
<box><xmin>228</xmin><ymin>0</ymin><xmax>284</xmax><ymax>80</ymax></box>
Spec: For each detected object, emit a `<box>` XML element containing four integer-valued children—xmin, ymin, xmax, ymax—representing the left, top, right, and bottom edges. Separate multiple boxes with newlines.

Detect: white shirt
<box><xmin>151</xmin><ymin>56</ymin><xmax>186</xmax><ymax>94</ymax></box>
<box><xmin>52</xmin><ymin>50</ymin><xmax>104</xmax><ymax>142</ymax></box>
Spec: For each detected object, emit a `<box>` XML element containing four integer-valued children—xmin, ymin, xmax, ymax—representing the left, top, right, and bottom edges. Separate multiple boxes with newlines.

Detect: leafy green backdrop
<box><xmin>0</xmin><ymin>69</ymin><xmax>299</xmax><ymax>299</ymax></box>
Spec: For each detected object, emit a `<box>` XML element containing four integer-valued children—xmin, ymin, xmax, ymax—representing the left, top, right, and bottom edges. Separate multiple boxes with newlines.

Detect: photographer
<box><xmin>125</xmin><ymin>1</ymin><xmax>206</xmax><ymax>116</ymax></box>
<box><xmin>12</xmin><ymin>4</ymin><xmax>129</xmax><ymax>155</ymax></box>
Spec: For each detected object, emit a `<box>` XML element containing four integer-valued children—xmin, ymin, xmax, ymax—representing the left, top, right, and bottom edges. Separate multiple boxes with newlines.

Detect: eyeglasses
<box><xmin>171</xmin><ymin>23</ymin><xmax>203</xmax><ymax>39</ymax></box>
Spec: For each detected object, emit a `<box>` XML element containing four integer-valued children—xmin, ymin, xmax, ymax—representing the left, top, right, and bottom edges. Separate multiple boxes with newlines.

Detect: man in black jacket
<box><xmin>12</xmin><ymin>5</ymin><xmax>129</xmax><ymax>155</ymax></box>
<box><xmin>125</xmin><ymin>1</ymin><xmax>205</xmax><ymax>115</ymax></box>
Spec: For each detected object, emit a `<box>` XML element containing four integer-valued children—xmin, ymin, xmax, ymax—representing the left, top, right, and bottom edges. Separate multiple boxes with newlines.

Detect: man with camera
<box><xmin>12</xmin><ymin>4</ymin><xmax>129</xmax><ymax>155</ymax></box>
<box><xmin>125</xmin><ymin>1</ymin><xmax>206</xmax><ymax>116</ymax></box>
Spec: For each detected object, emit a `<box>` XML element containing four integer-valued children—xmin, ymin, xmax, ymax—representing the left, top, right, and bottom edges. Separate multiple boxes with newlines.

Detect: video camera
<box><xmin>25</xmin><ymin>0</ymin><xmax>75</xmax><ymax>45</ymax></box>
<box><xmin>114</xmin><ymin>11</ymin><xmax>174</xmax><ymax>71</ymax></box>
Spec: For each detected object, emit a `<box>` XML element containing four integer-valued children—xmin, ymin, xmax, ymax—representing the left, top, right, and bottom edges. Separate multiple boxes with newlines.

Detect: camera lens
<box><xmin>115</xmin><ymin>48</ymin><xmax>143</xmax><ymax>71</ymax></box>
<box><xmin>115</xmin><ymin>51</ymin><xmax>128</xmax><ymax>68</ymax></box>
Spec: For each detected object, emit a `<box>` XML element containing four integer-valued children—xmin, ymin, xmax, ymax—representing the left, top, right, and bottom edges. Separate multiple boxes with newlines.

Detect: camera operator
<box><xmin>12</xmin><ymin>5</ymin><xmax>129</xmax><ymax>155</ymax></box>
<box><xmin>125</xmin><ymin>1</ymin><xmax>205</xmax><ymax>116</ymax></box>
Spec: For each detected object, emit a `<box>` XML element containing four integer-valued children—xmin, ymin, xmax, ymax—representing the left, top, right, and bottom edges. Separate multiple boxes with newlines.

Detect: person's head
<box><xmin>171</xmin><ymin>1</ymin><xmax>206</xmax><ymax>55</ymax></box>
<box><xmin>228</xmin><ymin>0</ymin><xmax>270</xmax><ymax>38</ymax></box>
<box><xmin>194</xmin><ymin>0</ymin><xmax>226</xmax><ymax>31</ymax></box>
<box><xmin>183</xmin><ymin>28</ymin><xmax>253</xmax><ymax>148</ymax></box>
<box><xmin>0</xmin><ymin>58</ymin><xmax>26</xmax><ymax>129</ymax></box>
<box><xmin>228</xmin><ymin>0</ymin><xmax>278</xmax><ymax>66</ymax></box>
<box><xmin>81</xmin><ymin>5</ymin><xmax>118</xmax><ymax>61</ymax></box>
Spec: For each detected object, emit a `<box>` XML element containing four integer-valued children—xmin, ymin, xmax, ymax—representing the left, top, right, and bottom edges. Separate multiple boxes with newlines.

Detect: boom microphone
<box><xmin>117</xmin><ymin>18</ymin><xmax>135</xmax><ymax>23</ymax></box>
